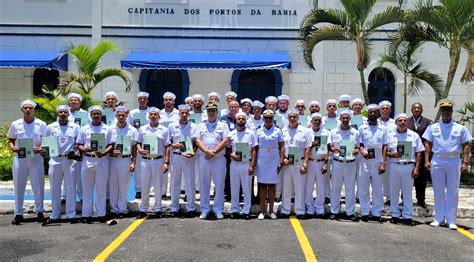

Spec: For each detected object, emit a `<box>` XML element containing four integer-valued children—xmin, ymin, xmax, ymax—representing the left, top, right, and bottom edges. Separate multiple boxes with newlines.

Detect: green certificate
<box><xmin>397</xmin><ymin>141</ymin><xmax>412</xmax><ymax>161</ymax></box>
<box><xmin>288</xmin><ymin>147</ymin><xmax>302</xmax><ymax>165</ymax></box>
<box><xmin>339</xmin><ymin>140</ymin><xmax>354</xmax><ymax>160</ymax></box>
<box><xmin>90</xmin><ymin>133</ymin><xmax>106</xmax><ymax>152</ymax></box>
<box><xmin>299</xmin><ymin>116</ymin><xmax>309</xmax><ymax>126</ymax></box>
<box><xmin>17</xmin><ymin>138</ymin><xmax>34</xmax><ymax>159</ymax></box>
<box><xmin>324</xmin><ymin>119</ymin><xmax>337</xmax><ymax>130</ymax></box>
<box><xmin>312</xmin><ymin>135</ymin><xmax>328</xmax><ymax>155</ymax></box>
<box><xmin>179</xmin><ymin>136</ymin><xmax>194</xmax><ymax>154</ymax></box>
<box><xmin>73</xmin><ymin>111</ymin><xmax>89</xmax><ymax>127</ymax></box>
<box><xmin>41</xmin><ymin>136</ymin><xmax>59</xmax><ymax>158</ymax></box>
<box><xmin>235</xmin><ymin>142</ymin><xmax>250</xmax><ymax>163</ymax></box>
<box><xmin>102</xmin><ymin>108</ymin><xmax>115</xmax><ymax>126</ymax></box>
<box><xmin>274</xmin><ymin>115</ymin><xmax>283</xmax><ymax>127</ymax></box>
<box><xmin>189</xmin><ymin>113</ymin><xmax>202</xmax><ymax>124</ymax></box>
<box><xmin>161</xmin><ymin>121</ymin><xmax>172</xmax><ymax>128</ymax></box>
<box><xmin>143</xmin><ymin>135</ymin><xmax>159</xmax><ymax>155</ymax></box>
<box><xmin>351</xmin><ymin>115</ymin><xmax>363</xmax><ymax>130</ymax></box>
<box><xmin>132</xmin><ymin>112</ymin><xmax>147</xmax><ymax>129</ymax></box>
<box><xmin>116</xmin><ymin>135</ymin><xmax>132</xmax><ymax>155</ymax></box>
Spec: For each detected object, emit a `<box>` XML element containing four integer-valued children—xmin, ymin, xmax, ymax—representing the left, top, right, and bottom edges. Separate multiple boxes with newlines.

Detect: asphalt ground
<box><xmin>1</xmin><ymin>214</ymin><xmax>473</xmax><ymax>261</ymax></box>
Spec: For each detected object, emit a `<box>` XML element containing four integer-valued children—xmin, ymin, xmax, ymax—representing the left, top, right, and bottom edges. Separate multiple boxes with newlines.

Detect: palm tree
<box><xmin>380</xmin><ymin>22</ymin><xmax>444</xmax><ymax>112</ymax></box>
<box><xmin>299</xmin><ymin>0</ymin><xmax>403</xmax><ymax>103</ymax></box>
<box><xmin>59</xmin><ymin>40</ymin><xmax>132</xmax><ymax>94</ymax></box>
<box><xmin>410</xmin><ymin>0</ymin><xmax>474</xmax><ymax>106</ymax></box>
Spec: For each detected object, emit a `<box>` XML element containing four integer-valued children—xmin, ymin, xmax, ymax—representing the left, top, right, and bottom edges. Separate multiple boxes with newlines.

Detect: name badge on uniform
<box><xmin>433</xmin><ymin>126</ymin><xmax>441</xmax><ymax>136</ymax></box>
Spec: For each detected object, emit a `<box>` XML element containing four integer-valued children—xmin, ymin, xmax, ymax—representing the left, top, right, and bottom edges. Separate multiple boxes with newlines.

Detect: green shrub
<box><xmin>0</xmin><ymin>122</ymin><xmax>13</xmax><ymax>181</ymax></box>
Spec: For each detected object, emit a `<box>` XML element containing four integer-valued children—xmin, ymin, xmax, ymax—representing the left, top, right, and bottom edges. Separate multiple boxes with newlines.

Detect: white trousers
<box><xmin>140</xmin><ymin>158</ymin><xmax>164</xmax><ymax>212</ymax></box>
<box><xmin>330</xmin><ymin>161</ymin><xmax>356</xmax><ymax>215</ymax></box>
<box><xmin>81</xmin><ymin>156</ymin><xmax>108</xmax><ymax>217</ymax></box>
<box><xmin>170</xmin><ymin>154</ymin><xmax>196</xmax><ymax>212</ymax></box>
<box><xmin>389</xmin><ymin>163</ymin><xmax>414</xmax><ymax>219</ymax></box>
<box><xmin>358</xmin><ymin>160</ymin><xmax>384</xmax><ymax>216</ymax></box>
<box><xmin>49</xmin><ymin>157</ymin><xmax>75</xmax><ymax>219</ymax></box>
<box><xmin>134</xmin><ymin>155</ymin><xmax>142</xmax><ymax>193</ymax></box>
<box><xmin>230</xmin><ymin>161</ymin><xmax>252</xmax><ymax>214</ymax></box>
<box><xmin>383</xmin><ymin>164</ymin><xmax>391</xmax><ymax>200</ymax></box>
<box><xmin>324</xmin><ymin>159</ymin><xmax>332</xmax><ymax>198</ymax></box>
<box><xmin>305</xmin><ymin>160</ymin><xmax>325</xmax><ymax>215</ymax></box>
<box><xmin>109</xmin><ymin>158</ymin><xmax>131</xmax><ymax>214</ymax></box>
<box><xmin>431</xmin><ymin>157</ymin><xmax>461</xmax><ymax>225</ymax></box>
<box><xmin>71</xmin><ymin>159</ymin><xmax>82</xmax><ymax>200</ymax></box>
<box><xmin>199</xmin><ymin>155</ymin><xmax>226</xmax><ymax>215</ymax></box>
<box><xmin>281</xmin><ymin>165</ymin><xmax>306</xmax><ymax>215</ymax></box>
<box><xmin>13</xmin><ymin>155</ymin><xmax>44</xmax><ymax>215</ymax></box>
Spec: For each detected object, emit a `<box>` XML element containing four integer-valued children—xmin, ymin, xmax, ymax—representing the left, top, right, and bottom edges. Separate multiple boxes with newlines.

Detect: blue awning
<box><xmin>121</xmin><ymin>53</ymin><xmax>291</xmax><ymax>70</ymax></box>
<box><xmin>0</xmin><ymin>51</ymin><xmax>68</xmax><ymax>71</ymax></box>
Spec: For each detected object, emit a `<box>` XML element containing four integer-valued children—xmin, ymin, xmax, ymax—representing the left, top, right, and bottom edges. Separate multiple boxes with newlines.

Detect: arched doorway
<box><xmin>33</xmin><ymin>68</ymin><xmax>60</xmax><ymax>97</ymax></box>
<box><xmin>139</xmin><ymin>69</ymin><xmax>190</xmax><ymax>109</ymax></box>
<box><xmin>368</xmin><ymin>68</ymin><xmax>396</xmax><ymax>117</ymax></box>
<box><xmin>231</xmin><ymin>70</ymin><xmax>282</xmax><ymax>103</ymax></box>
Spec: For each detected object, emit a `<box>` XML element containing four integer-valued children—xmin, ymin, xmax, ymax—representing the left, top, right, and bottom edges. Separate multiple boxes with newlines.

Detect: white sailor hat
<box><xmin>338</xmin><ymin>109</ymin><xmax>352</xmax><ymax>117</ymax></box>
<box><xmin>192</xmin><ymin>94</ymin><xmax>205</xmax><ymax>100</ymax></box>
<box><xmin>178</xmin><ymin>104</ymin><xmax>191</xmax><ymax>111</ymax></box>
<box><xmin>148</xmin><ymin>107</ymin><xmax>160</xmax><ymax>114</ymax></box>
<box><xmin>310</xmin><ymin>112</ymin><xmax>323</xmax><ymax>119</ymax></box>
<box><xmin>287</xmin><ymin>108</ymin><xmax>299</xmax><ymax>115</ymax></box>
<box><xmin>365</xmin><ymin>104</ymin><xmax>379</xmax><ymax>111</ymax></box>
<box><xmin>338</xmin><ymin>94</ymin><xmax>351</xmax><ymax>102</ymax></box>
<box><xmin>184</xmin><ymin>96</ymin><xmax>193</xmax><ymax>103</ymax></box>
<box><xmin>350</xmin><ymin>98</ymin><xmax>364</xmax><ymax>107</ymax></box>
<box><xmin>278</xmin><ymin>95</ymin><xmax>290</xmax><ymax>101</ymax></box>
<box><xmin>235</xmin><ymin>112</ymin><xmax>247</xmax><ymax>119</ymax></box>
<box><xmin>208</xmin><ymin>92</ymin><xmax>221</xmax><ymax>100</ymax></box>
<box><xmin>137</xmin><ymin>91</ymin><xmax>149</xmax><ymax>98</ymax></box>
<box><xmin>308</xmin><ymin>100</ymin><xmax>320</xmax><ymax>107</ymax></box>
<box><xmin>225</xmin><ymin>91</ymin><xmax>237</xmax><ymax>98</ymax></box>
<box><xmin>394</xmin><ymin>113</ymin><xmax>408</xmax><ymax>121</ymax></box>
<box><xmin>67</xmin><ymin>92</ymin><xmax>83</xmax><ymax>101</ymax></box>
<box><xmin>105</xmin><ymin>91</ymin><xmax>118</xmax><ymax>99</ymax></box>
<box><xmin>295</xmin><ymin>99</ymin><xmax>305</xmax><ymax>106</ymax></box>
<box><xmin>115</xmin><ymin>106</ymin><xmax>128</xmax><ymax>113</ymax></box>
<box><xmin>20</xmin><ymin>99</ymin><xmax>36</xmax><ymax>108</ymax></box>
<box><xmin>88</xmin><ymin>105</ymin><xmax>103</xmax><ymax>113</ymax></box>
<box><xmin>265</xmin><ymin>96</ymin><xmax>278</xmax><ymax>103</ymax></box>
<box><xmin>56</xmin><ymin>105</ymin><xmax>70</xmax><ymax>112</ymax></box>
<box><xmin>378</xmin><ymin>100</ymin><xmax>392</xmax><ymax>108</ymax></box>
<box><xmin>163</xmin><ymin>92</ymin><xmax>176</xmax><ymax>100</ymax></box>
<box><xmin>240</xmin><ymin>98</ymin><xmax>252</xmax><ymax>104</ymax></box>
<box><xmin>252</xmin><ymin>100</ymin><xmax>264</xmax><ymax>108</ymax></box>
<box><xmin>326</xmin><ymin>99</ymin><xmax>337</xmax><ymax>107</ymax></box>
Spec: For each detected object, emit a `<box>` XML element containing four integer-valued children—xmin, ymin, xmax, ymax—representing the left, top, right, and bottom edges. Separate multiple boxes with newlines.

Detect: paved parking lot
<box><xmin>0</xmin><ymin>214</ymin><xmax>473</xmax><ymax>261</ymax></box>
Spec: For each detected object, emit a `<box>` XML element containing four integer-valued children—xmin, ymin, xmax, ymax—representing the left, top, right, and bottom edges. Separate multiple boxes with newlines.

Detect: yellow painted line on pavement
<box><xmin>457</xmin><ymin>227</ymin><xmax>474</xmax><ymax>240</ymax></box>
<box><xmin>93</xmin><ymin>217</ymin><xmax>147</xmax><ymax>262</ymax></box>
<box><xmin>289</xmin><ymin>216</ymin><xmax>317</xmax><ymax>262</ymax></box>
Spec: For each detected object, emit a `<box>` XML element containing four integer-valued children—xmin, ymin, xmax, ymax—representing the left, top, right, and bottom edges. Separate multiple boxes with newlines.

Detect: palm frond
<box><xmin>94</xmin><ymin>68</ymin><xmax>132</xmax><ymax>92</ymax></box>
<box><xmin>460</xmin><ymin>40</ymin><xmax>474</xmax><ymax>83</ymax></box>
<box><xmin>408</xmin><ymin>63</ymin><xmax>444</xmax><ymax>103</ymax></box>
<box><xmin>302</xmin><ymin>25</ymin><xmax>348</xmax><ymax>69</ymax></box>
<box><xmin>411</xmin><ymin>1</ymin><xmax>451</xmax><ymax>45</ymax></box>
<box><xmin>341</xmin><ymin>0</ymin><xmax>376</xmax><ymax>27</ymax></box>
<box><xmin>299</xmin><ymin>9</ymin><xmax>350</xmax><ymax>40</ymax></box>
<box><xmin>365</xmin><ymin>6</ymin><xmax>403</xmax><ymax>33</ymax></box>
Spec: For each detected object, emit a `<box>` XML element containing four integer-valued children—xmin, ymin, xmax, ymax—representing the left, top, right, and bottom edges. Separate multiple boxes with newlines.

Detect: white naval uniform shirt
<box><xmin>379</xmin><ymin>118</ymin><xmax>397</xmax><ymax>133</ymax></box>
<box><xmin>136</xmin><ymin>124</ymin><xmax>170</xmax><ymax>158</ymax></box>
<box><xmin>197</xmin><ymin>120</ymin><xmax>230</xmax><ymax>157</ymax></box>
<box><xmin>247</xmin><ymin>116</ymin><xmax>263</xmax><ymax>132</ymax></box>
<box><xmin>111</xmin><ymin>123</ymin><xmax>137</xmax><ymax>154</ymax></box>
<box><xmin>322</xmin><ymin>115</ymin><xmax>340</xmax><ymax>131</ymax></box>
<box><xmin>358</xmin><ymin>123</ymin><xmax>388</xmax><ymax>162</ymax></box>
<box><xmin>127</xmin><ymin>107</ymin><xmax>150</xmax><ymax>128</ymax></box>
<box><xmin>44</xmin><ymin>121</ymin><xmax>81</xmax><ymax>162</ymax></box>
<box><xmin>310</xmin><ymin>127</ymin><xmax>331</xmax><ymax>160</ymax></box>
<box><xmin>160</xmin><ymin>108</ymin><xmax>179</xmax><ymax>127</ymax></box>
<box><xmin>329</xmin><ymin>126</ymin><xmax>361</xmax><ymax>161</ymax></box>
<box><xmin>76</xmin><ymin>123</ymin><xmax>115</xmax><ymax>150</ymax></box>
<box><xmin>8</xmin><ymin>118</ymin><xmax>47</xmax><ymax>150</ymax></box>
<box><xmin>68</xmin><ymin>108</ymin><xmax>89</xmax><ymax>125</ymax></box>
<box><xmin>387</xmin><ymin>129</ymin><xmax>424</xmax><ymax>163</ymax></box>
<box><xmin>227</xmin><ymin>128</ymin><xmax>258</xmax><ymax>160</ymax></box>
<box><xmin>282</xmin><ymin>125</ymin><xmax>313</xmax><ymax>161</ymax></box>
<box><xmin>168</xmin><ymin>121</ymin><xmax>199</xmax><ymax>154</ymax></box>
<box><xmin>422</xmin><ymin>119</ymin><xmax>472</xmax><ymax>157</ymax></box>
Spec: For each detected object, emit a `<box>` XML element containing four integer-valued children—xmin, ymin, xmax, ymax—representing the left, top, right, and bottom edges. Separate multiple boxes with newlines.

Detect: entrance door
<box><xmin>368</xmin><ymin>68</ymin><xmax>396</xmax><ymax>117</ymax></box>
<box><xmin>234</xmin><ymin>70</ymin><xmax>281</xmax><ymax>103</ymax></box>
<box><xmin>144</xmin><ymin>69</ymin><xmax>185</xmax><ymax>108</ymax></box>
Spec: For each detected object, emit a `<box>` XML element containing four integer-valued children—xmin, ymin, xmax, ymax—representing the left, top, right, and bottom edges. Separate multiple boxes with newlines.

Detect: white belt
<box><xmin>433</xmin><ymin>153</ymin><xmax>459</xmax><ymax>159</ymax></box>
<box><xmin>260</xmin><ymin>147</ymin><xmax>278</xmax><ymax>152</ymax></box>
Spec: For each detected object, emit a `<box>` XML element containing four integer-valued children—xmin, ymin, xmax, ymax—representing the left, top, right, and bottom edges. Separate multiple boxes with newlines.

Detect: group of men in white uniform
<box><xmin>7</xmin><ymin>90</ymin><xmax>471</xmax><ymax>229</ymax></box>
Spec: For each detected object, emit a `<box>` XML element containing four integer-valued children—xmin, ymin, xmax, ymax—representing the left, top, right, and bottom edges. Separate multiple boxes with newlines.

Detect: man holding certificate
<box><xmin>280</xmin><ymin>109</ymin><xmax>312</xmax><ymax>219</ymax></box>
<box><xmin>386</xmin><ymin>113</ymin><xmax>424</xmax><ymax>226</ymax></box>
<box><xmin>328</xmin><ymin>109</ymin><xmax>361</xmax><ymax>222</ymax></box>
<box><xmin>136</xmin><ymin>107</ymin><xmax>171</xmax><ymax>219</ymax></box>
<box><xmin>305</xmin><ymin>113</ymin><xmax>330</xmax><ymax>218</ymax></box>
<box><xmin>127</xmin><ymin>91</ymin><xmax>151</xmax><ymax>200</ymax></box>
<box><xmin>109</xmin><ymin>106</ymin><xmax>137</xmax><ymax>218</ymax></box>
<box><xmin>77</xmin><ymin>106</ymin><xmax>115</xmax><ymax>223</ymax></box>
<box><xmin>8</xmin><ymin>100</ymin><xmax>47</xmax><ymax>225</ymax></box>
<box><xmin>196</xmin><ymin>102</ymin><xmax>230</xmax><ymax>220</ymax></box>
<box><xmin>227</xmin><ymin>112</ymin><xmax>258</xmax><ymax>219</ymax></box>
<box><xmin>43</xmin><ymin>105</ymin><xmax>81</xmax><ymax>224</ymax></box>
<box><xmin>357</xmin><ymin>104</ymin><xmax>387</xmax><ymax>222</ymax></box>
<box><xmin>168</xmin><ymin>104</ymin><xmax>199</xmax><ymax>218</ymax></box>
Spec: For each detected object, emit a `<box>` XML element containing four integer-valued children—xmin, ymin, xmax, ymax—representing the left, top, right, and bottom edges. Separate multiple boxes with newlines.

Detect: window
<box><xmin>33</xmin><ymin>68</ymin><xmax>60</xmax><ymax>97</ymax></box>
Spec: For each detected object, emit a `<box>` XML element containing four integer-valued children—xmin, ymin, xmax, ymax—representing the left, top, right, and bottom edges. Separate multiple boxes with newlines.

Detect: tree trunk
<box><xmin>404</xmin><ymin>74</ymin><xmax>408</xmax><ymax>113</ymax></box>
<box><xmin>435</xmin><ymin>45</ymin><xmax>461</xmax><ymax>120</ymax></box>
<box><xmin>359</xmin><ymin>69</ymin><xmax>370</xmax><ymax>104</ymax></box>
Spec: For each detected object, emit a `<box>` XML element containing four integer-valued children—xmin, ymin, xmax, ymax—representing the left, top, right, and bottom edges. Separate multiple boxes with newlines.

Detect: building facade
<box><xmin>0</xmin><ymin>0</ymin><xmax>472</xmax><ymax>131</ymax></box>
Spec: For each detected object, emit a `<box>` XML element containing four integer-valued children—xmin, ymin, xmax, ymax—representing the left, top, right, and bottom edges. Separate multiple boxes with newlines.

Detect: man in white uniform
<box><xmin>136</xmin><ymin>107</ymin><xmax>171</xmax><ymax>219</ymax></box>
<box><xmin>423</xmin><ymin>99</ymin><xmax>472</xmax><ymax>230</ymax></box>
<box><xmin>44</xmin><ymin>105</ymin><xmax>81</xmax><ymax>224</ymax></box>
<box><xmin>386</xmin><ymin>113</ymin><xmax>423</xmax><ymax>226</ymax></box>
<box><xmin>8</xmin><ymin>100</ymin><xmax>47</xmax><ymax>224</ymax></box>
<box><xmin>77</xmin><ymin>106</ymin><xmax>115</xmax><ymax>223</ymax></box>
<box><xmin>323</xmin><ymin>99</ymin><xmax>339</xmax><ymax>204</ymax></box>
<box><xmin>280</xmin><ymin>109</ymin><xmax>312</xmax><ymax>219</ymax></box>
<box><xmin>196</xmin><ymin>102</ymin><xmax>230</xmax><ymax>219</ymax></box>
<box><xmin>248</xmin><ymin>100</ymin><xmax>264</xmax><ymax>131</ymax></box>
<box><xmin>109</xmin><ymin>106</ymin><xmax>137</xmax><ymax>218</ymax></box>
<box><xmin>168</xmin><ymin>104</ymin><xmax>199</xmax><ymax>218</ymax></box>
<box><xmin>378</xmin><ymin>100</ymin><xmax>397</xmax><ymax>205</ymax></box>
<box><xmin>160</xmin><ymin>92</ymin><xmax>179</xmax><ymax>200</ymax></box>
<box><xmin>221</xmin><ymin>91</ymin><xmax>238</xmax><ymax>116</ymax></box>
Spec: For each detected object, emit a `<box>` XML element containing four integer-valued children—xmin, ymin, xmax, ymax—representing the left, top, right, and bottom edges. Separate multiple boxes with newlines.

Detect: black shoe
<box><xmin>82</xmin><ymin>217</ymin><xmax>92</xmax><ymax>224</ymax></box>
<box><xmin>186</xmin><ymin>211</ymin><xmax>196</xmax><ymax>218</ymax></box>
<box><xmin>155</xmin><ymin>212</ymin><xmax>163</xmax><ymax>219</ymax></box>
<box><xmin>98</xmin><ymin>216</ymin><xmax>107</xmax><ymax>223</ymax></box>
<box><xmin>180</xmin><ymin>190</ymin><xmax>186</xmax><ymax>195</ymax></box>
<box><xmin>118</xmin><ymin>213</ymin><xmax>126</xmax><ymax>219</ymax></box>
<box><xmin>361</xmin><ymin>215</ymin><xmax>369</xmax><ymax>222</ymax></box>
<box><xmin>37</xmin><ymin>212</ymin><xmax>44</xmax><ymax>223</ymax></box>
<box><xmin>348</xmin><ymin>215</ymin><xmax>358</xmax><ymax>222</ymax></box>
<box><xmin>45</xmin><ymin>218</ymin><xmax>59</xmax><ymax>224</ymax></box>
<box><xmin>135</xmin><ymin>192</ymin><xmax>142</xmax><ymax>199</ymax></box>
<box><xmin>11</xmin><ymin>215</ymin><xmax>24</xmax><ymax>225</ymax></box>
<box><xmin>385</xmin><ymin>200</ymin><xmax>391</xmax><ymax>206</ymax></box>
<box><xmin>402</xmin><ymin>218</ymin><xmax>415</xmax><ymax>226</ymax></box>
<box><xmin>324</xmin><ymin>197</ymin><xmax>331</xmax><ymax>204</ymax></box>
<box><xmin>296</xmin><ymin>214</ymin><xmax>305</xmax><ymax>220</ymax></box>
<box><xmin>230</xmin><ymin>212</ymin><xmax>240</xmax><ymax>219</ymax></box>
<box><xmin>69</xmin><ymin>218</ymin><xmax>79</xmax><ymax>224</ymax></box>
<box><xmin>169</xmin><ymin>212</ymin><xmax>178</xmax><ymax>218</ymax></box>
<box><xmin>356</xmin><ymin>198</ymin><xmax>360</xmax><ymax>204</ymax></box>
<box><xmin>373</xmin><ymin>216</ymin><xmax>384</xmax><ymax>223</ymax></box>
<box><xmin>390</xmin><ymin>217</ymin><xmax>399</xmax><ymax>224</ymax></box>
<box><xmin>137</xmin><ymin>212</ymin><xmax>147</xmax><ymax>219</ymax></box>
<box><xmin>329</xmin><ymin>214</ymin><xmax>337</xmax><ymax>220</ymax></box>
<box><xmin>275</xmin><ymin>197</ymin><xmax>281</xmax><ymax>202</ymax></box>
<box><xmin>109</xmin><ymin>213</ymin><xmax>118</xmax><ymax>219</ymax></box>
<box><xmin>243</xmin><ymin>214</ymin><xmax>250</xmax><ymax>220</ymax></box>
<box><xmin>279</xmin><ymin>213</ymin><xmax>289</xmax><ymax>219</ymax></box>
